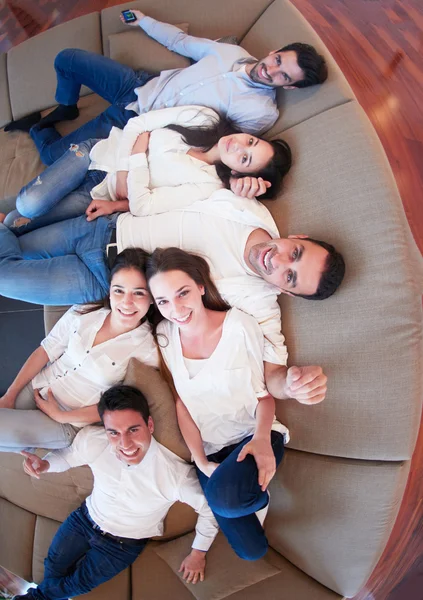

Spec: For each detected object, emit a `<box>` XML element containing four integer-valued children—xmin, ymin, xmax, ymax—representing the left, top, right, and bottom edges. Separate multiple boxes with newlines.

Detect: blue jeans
<box><xmin>26</xmin><ymin>502</ymin><xmax>147</xmax><ymax>600</ymax></box>
<box><xmin>0</xmin><ymin>213</ymin><xmax>118</xmax><ymax>305</ymax></box>
<box><xmin>4</xmin><ymin>139</ymin><xmax>104</xmax><ymax>236</ymax></box>
<box><xmin>196</xmin><ymin>431</ymin><xmax>285</xmax><ymax>561</ymax></box>
<box><xmin>30</xmin><ymin>48</ymin><xmax>156</xmax><ymax>165</ymax></box>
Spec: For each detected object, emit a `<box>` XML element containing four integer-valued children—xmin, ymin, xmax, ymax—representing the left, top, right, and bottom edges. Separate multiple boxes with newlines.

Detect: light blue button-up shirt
<box><xmin>126</xmin><ymin>16</ymin><xmax>279</xmax><ymax>135</ymax></box>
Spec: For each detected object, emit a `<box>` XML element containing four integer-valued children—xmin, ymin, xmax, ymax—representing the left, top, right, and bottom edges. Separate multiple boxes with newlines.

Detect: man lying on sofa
<box><xmin>5</xmin><ymin>8</ymin><xmax>327</xmax><ymax>175</ymax></box>
<box><xmin>16</xmin><ymin>384</ymin><xmax>218</xmax><ymax>600</ymax></box>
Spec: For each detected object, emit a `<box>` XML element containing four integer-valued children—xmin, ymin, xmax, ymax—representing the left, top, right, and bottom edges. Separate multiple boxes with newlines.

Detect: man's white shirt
<box><xmin>45</xmin><ymin>427</ymin><xmax>218</xmax><ymax>549</ymax></box>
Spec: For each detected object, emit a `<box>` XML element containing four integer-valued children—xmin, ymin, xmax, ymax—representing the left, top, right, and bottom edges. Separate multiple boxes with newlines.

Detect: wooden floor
<box><xmin>1</xmin><ymin>1</ymin><xmax>422</xmax><ymax>599</ymax></box>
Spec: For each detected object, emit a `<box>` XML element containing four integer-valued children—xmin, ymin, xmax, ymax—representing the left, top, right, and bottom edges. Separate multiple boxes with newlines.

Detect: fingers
<box><xmin>236</xmin><ymin>446</ymin><xmax>249</xmax><ymax>462</ymax></box>
<box><xmin>182</xmin><ymin>568</ymin><xmax>202</xmax><ymax>584</ymax></box>
<box><xmin>289</xmin><ymin>367</ymin><xmax>325</xmax><ymax>392</ymax></box>
<box><xmin>286</xmin><ymin>366</ymin><xmax>302</xmax><ymax>387</ymax></box>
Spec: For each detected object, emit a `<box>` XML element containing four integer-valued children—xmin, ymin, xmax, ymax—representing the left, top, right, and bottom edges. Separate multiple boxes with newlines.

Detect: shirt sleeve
<box><xmin>175</xmin><ymin>466</ymin><xmax>219</xmax><ymax>551</ymax></box>
<box><xmin>139</xmin><ymin>16</ymin><xmax>219</xmax><ymax>62</ymax></box>
<box><xmin>133</xmin><ymin>334</ymin><xmax>160</xmax><ymax>369</ymax></box>
<box><xmin>127</xmin><ymin>157</ymin><xmax>221</xmax><ymax>216</ymax></box>
<box><xmin>41</xmin><ymin>307</ymin><xmax>79</xmax><ymax>363</ymax></box>
<box><xmin>44</xmin><ymin>427</ymin><xmax>105</xmax><ymax>472</ymax></box>
<box><xmin>116</xmin><ymin>106</ymin><xmax>219</xmax><ymax>171</ymax></box>
<box><xmin>218</xmin><ymin>280</ymin><xmax>288</xmax><ymax>366</ymax></box>
<box><xmin>228</xmin><ymin>102</ymin><xmax>279</xmax><ymax>136</ymax></box>
<box><xmin>238</xmin><ymin>311</ymin><xmax>269</xmax><ymax>398</ymax></box>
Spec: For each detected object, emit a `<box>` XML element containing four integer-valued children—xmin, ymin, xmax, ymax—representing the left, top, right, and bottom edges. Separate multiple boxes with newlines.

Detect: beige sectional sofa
<box><xmin>0</xmin><ymin>1</ymin><xmax>422</xmax><ymax>599</ymax></box>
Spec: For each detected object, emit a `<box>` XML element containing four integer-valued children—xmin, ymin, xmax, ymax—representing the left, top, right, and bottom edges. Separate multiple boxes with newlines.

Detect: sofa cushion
<box><xmin>155</xmin><ymin>532</ymin><xmax>280</xmax><ymax>600</ymax></box>
<box><xmin>123</xmin><ymin>358</ymin><xmax>191</xmax><ymax>462</ymax></box>
<box><xmin>0</xmin><ymin>53</ymin><xmax>12</xmax><ymax>129</ymax></box>
<box><xmin>0</xmin><ymin>93</ymin><xmax>109</xmax><ymax>201</ymax></box>
<box><xmin>7</xmin><ymin>12</ymin><xmax>102</xmax><ymax>120</ymax></box>
<box><xmin>266</xmin><ymin>448</ymin><xmax>410</xmax><ymax>597</ymax></box>
<box><xmin>101</xmin><ymin>0</ymin><xmax>274</xmax><ymax>56</ymax></box>
<box><xmin>241</xmin><ymin>0</ymin><xmax>355</xmax><ymax>134</ymax></box>
<box><xmin>267</xmin><ymin>101</ymin><xmax>423</xmax><ymax>461</ymax></box>
<box><xmin>0</xmin><ymin>498</ymin><xmax>36</xmax><ymax>582</ymax></box>
<box><xmin>132</xmin><ymin>541</ymin><xmax>341</xmax><ymax>600</ymax></box>
<box><xmin>109</xmin><ymin>24</ymin><xmax>190</xmax><ymax>73</ymax></box>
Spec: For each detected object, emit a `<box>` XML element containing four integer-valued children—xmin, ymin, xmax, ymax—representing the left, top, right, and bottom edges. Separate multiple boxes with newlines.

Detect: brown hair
<box><xmin>145</xmin><ymin>247</ymin><xmax>230</xmax><ymax>389</ymax></box>
<box><xmin>77</xmin><ymin>248</ymin><xmax>156</xmax><ymax>325</ymax></box>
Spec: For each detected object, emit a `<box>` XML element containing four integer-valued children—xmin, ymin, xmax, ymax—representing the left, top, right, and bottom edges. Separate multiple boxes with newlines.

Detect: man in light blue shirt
<box><xmin>6</xmin><ymin>9</ymin><xmax>327</xmax><ymax>168</ymax></box>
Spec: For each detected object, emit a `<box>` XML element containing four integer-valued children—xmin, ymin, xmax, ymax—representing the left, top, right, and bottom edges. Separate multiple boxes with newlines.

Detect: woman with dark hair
<box><xmin>1</xmin><ymin>106</ymin><xmax>291</xmax><ymax>234</ymax></box>
<box><xmin>146</xmin><ymin>247</ymin><xmax>289</xmax><ymax>561</ymax></box>
<box><xmin>0</xmin><ymin>248</ymin><xmax>159</xmax><ymax>452</ymax></box>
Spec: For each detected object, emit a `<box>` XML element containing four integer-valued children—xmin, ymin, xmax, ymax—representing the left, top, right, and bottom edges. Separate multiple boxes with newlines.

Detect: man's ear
<box><xmin>148</xmin><ymin>416</ymin><xmax>154</xmax><ymax>434</ymax></box>
<box><xmin>279</xmin><ymin>288</ymin><xmax>295</xmax><ymax>297</ymax></box>
<box><xmin>268</xmin><ymin>49</ymin><xmax>278</xmax><ymax>55</ymax></box>
<box><xmin>288</xmin><ymin>234</ymin><xmax>309</xmax><ymax>240</ymax></box>
<box><xmin>282</xmin><ymin>85</ymin><xmax>297</xmax><ymax>90</ymax></box>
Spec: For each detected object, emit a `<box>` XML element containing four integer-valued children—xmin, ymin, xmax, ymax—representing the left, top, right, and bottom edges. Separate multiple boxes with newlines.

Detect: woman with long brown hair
<box><xmin>0</xmin><ymin>248</ymin><xmax>158</xmax><ymax>452</ymax></box>
<box><xmin>146</xmin><ymin>247</ymin><xmax>289</xmax><ymax>561</ymax></box>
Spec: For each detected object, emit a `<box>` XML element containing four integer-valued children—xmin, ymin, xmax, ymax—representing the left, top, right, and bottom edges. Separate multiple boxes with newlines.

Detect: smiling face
<box><xmin>248</xmin><ymin>236</ymin><xmax>329</xmax><ymax>295</ymax></box>
<box><xmin>248</xmin><ymin>50</ymin><xmax>305</xmax><ymax>88</ymax></box>
<box><xmin>109</xmin><ymin>267</ymin><xmax>151</xmax><ymax>330</ymax></box>
<box><xmin>103</xmin><ymin>408</ymin><xmax>154</xmax><ymax>466</ymax></box>
<box><xmin>149</xmin><ymin>270</ymin><xmax>206</xmax><ymax>330</ymax></box>
<box><xmin>217</xmin><ymin>134</ymin><xmax>274</xmax><ymax>174</ymax></box>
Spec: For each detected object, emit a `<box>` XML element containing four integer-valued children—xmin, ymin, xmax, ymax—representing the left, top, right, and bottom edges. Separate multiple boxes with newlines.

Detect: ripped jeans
<box><xmin>4</xmin><ymin>138</ymin><xmax>105</xmax><ymax>236</ymax></box>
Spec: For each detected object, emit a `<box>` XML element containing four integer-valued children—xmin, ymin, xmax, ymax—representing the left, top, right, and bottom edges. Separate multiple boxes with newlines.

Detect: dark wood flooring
<box><xmin>0</xmin><ymin>1</ymin><xmax>422</xmax><ymax>599</ymax></box>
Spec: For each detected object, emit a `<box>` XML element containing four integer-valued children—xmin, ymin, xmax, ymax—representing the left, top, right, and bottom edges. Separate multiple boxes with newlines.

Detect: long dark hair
<box><xmin>77</xmin><ymin>248</ymin><xmax>156</xmax><ymax>325</ymax></box>
<box><xmin>145</xmin><ymin>247</ymin><xmax>230</xmax><ymax>391</ymax></box>
<box><xmin>167</xmin><ymin>115</ymin><xmax>292</xmax><ymax>200</ymax></box>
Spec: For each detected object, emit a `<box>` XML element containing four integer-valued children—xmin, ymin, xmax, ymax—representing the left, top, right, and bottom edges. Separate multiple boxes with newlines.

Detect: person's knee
<box><xmin>235</xmin><ymin>538</ymin><xmax>268</xmax><ymax>561</ymax></box>
<box><xmin>3</xmin><ymin>210</ymin><xmax>31</xmax><ymax>229</ymax></box>
<box><xmin>54</xmin><ymin>48</ymin><xmax>77</xmax><ymax>72</ymax></box>
<box><xmin>16</xmin><ymin>177</ymin><xmax>45</xmax><ymax>218</ymax></box>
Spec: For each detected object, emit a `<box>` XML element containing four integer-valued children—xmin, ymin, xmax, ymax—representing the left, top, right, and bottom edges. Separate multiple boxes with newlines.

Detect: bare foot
<box><xmin>0</xmin><ymin>212</ymin><xmax>6</xmax><ymax>223</ymax></box>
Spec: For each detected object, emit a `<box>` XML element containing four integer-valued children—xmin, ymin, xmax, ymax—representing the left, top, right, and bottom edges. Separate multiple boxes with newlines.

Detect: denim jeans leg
<box><xmin>10</xmin><ymin>139</ymin><xmax>98</xmax><ymax>221</ymax></box>
<box><xmin>0</xmin><ymin>214</ymin><xmax>116</xmax><ymax>305</ymax></box>
<box><xmin>31</xmin><ymin>49</ymin><xmax>155</xmax><ymax>165</ymax></box>
<box><xmin>196</xmin><ymin>432</ymin><xmax>285</xmax><ymax>560</ymax></box>
<box><xmin>33</xmin><ymin>505</ymin><xmax>146</xmax><ymax>600</ymax></box>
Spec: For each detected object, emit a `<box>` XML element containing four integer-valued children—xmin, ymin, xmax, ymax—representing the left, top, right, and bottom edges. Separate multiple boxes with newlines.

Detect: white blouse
<box><xmin>88</xmin><ymin>105</ymin><xmax>224</xmax><ymax>215</ymax></box>
<box><xmin>158</xmin><ymin>307</ymin><xmax>289</xmax><ymax>455</ymax></box>
<box><xmin>32</xmin><ymin>307</ymin><xmax>159</xmax><ymax>425</ymax></box>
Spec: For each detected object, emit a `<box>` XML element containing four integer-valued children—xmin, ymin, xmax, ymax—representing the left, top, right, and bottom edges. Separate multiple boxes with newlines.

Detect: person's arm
<box><xmin>0</xmin><ymin>346</ymin><xmax>49</xmax><ymax>408</ymax></box>
<box><xmin>116</xmin><ymin>106</ymin><xmax>218</xmax><ymax>172</ymax></box>
<box><xmin>237</xmin><ymin>394</ymin><xmax>276</xmax><ymax>491</ymax></box>
<box><xmin>175</xmin><ymin>397</ymin><xmax>218</xmax><ymax>477</ymax></box>
<box><xmin>264</xmin><ymin>362</ymin><xmax>327</xmax><ymax>404</ymax></box>
<box><xmin>34</xmin><ymin>389</ymin><xmax>100</xmax><ymax>426</ymax></box>
<box><xmin>176</xmin><ymin>465</ymin><xmax>220</xmax><ymax>583</ymax></box>
<box><xmin>123</xmin><ymin>10</ymin><xmax>219</xmax><ymax>62</ymax></box>
<box><xmin>85</xmin><ymin>198</ymin><xmax>129</xmax><ymax>222</ymax></box>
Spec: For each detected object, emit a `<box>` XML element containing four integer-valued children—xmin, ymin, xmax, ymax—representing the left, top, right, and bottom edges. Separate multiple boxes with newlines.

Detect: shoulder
<box><xmin>73</xmin><ymin>426</ymin><xmax>109</xmax><ymax>460</ymax></box>
<box><xmin>155</xmin><ymin>441</ymin><xmax>191</xmax><ymax>480</ymax></box>
<box><xmin>229</xmin><ymin>307</ymin><xmax>263</xmax><ymax>339</ymax></box>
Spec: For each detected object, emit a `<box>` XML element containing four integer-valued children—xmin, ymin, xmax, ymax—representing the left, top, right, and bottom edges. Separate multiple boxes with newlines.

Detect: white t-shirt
<box><xmin>89</xmin><ymin>105</ymin><xmax>223</xmax><ymax>211</ymax></box>
<box><xmin>158</xmin><ymin>308</ymin><xmax>289</xmax><ymax>455</ymax></box>
<box><xmin>32</xmin><ymin>307</ymin><xmax>159</xmax><ymax>425</ymax></box>
<box><xmin>116</xmin><ymin>196</ymin><xmax>288</xmax><ymax>366</ymax></box>
<box><xmin>46</xmin><ymin>428</ymin><xmax>218</xmax><ymax>548</ymax></box>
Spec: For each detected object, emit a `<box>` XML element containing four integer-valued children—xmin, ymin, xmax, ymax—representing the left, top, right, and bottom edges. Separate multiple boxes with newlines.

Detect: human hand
<box><xmin>119</xmin><ymin>9</ymin><xmax>145</xmax><ymax>27</ymax></box>
<box><xmin>237</xmin><ymin>437</ymin><xmax>276</xmax><ymax>491</ymax></box>
<box><xmin>283</xmin><ymin>366</ymin><xmax>327</xmax><ymax>405</ymax></box>
<box><xmin>115</xmin><ymin>170</ymin><xmax>129</xmax><ymax>200</ymax></box>
<box><xmin>197</xmin><ymin>460</ymin><xmax>219</xmax><ymax>478</ymax></box>
<box><xmin>179</xmin><ymin>549</ymin><xmax>206</xmax><ymax>584</ymax></box>
<box><xmin>132</xmin><ymin>132</ymin><xmax>150</xmax><ymax>155</ymax></box>
<box><xmin>0</xmin><ymin>390</ymin><xmax>16</xmax><ymax>409</ymax></box>
<box><xmin>86</xmin><ymin>199</ymin><xmax>117</xmax><ymax>222</ymax></box>
<box><xmin>34</xmin><ymin>388</ymin><xmax>64</xmax><ymax>422</ymax></box>
<box><xmin>230</xmin><ymin>176</ymin><xmax>271</xmax><ymax>199</ymax></box>
<box><xmin>21</xmin><ymin>450</ymin><xmax>50</xmax><ymax>479</ymax></box>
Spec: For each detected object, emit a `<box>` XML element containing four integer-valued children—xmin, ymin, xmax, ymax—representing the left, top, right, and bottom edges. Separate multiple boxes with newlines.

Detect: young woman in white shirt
<box><xmin>1</xmin><ymin>106</ymin><xmax>291</xmax><ymax>234</ymax></box>
<box><xmin>0</xmin><ymin>248</ymin><xmax>159</xmax><ymax>452</ymax></box>
<box><xmin>146</xmin><ymin>247</ymin><xmax>289</xmax><ymax>561</ymax></box>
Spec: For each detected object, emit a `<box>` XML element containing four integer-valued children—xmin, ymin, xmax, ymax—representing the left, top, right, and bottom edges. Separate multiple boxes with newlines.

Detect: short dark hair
<box><xmin>278</xmin><ymin>42</ymin><xmax>328</xmax><ymax>88</ymax></box>
<box><xmin>293</xmin><ymin>238</ymin><xmax>345</xmax><ymax>300</ymax></box>
<box><xmin>98</xmin><ymin>384</ymin><xmax>150</xmax><ymax>425</ymax></box>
